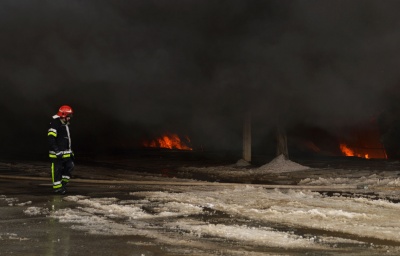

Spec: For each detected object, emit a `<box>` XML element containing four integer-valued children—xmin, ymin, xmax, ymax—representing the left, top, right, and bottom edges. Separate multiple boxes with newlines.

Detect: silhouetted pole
<box><xmin>276</xmin><ymin>124</ymin><xmax>289</xmax><ymax>159</ymax></box>
<box><xmin>243</xmin><ymin>112</ymin><xmax>251</xmax><ymax>162</ymax></box>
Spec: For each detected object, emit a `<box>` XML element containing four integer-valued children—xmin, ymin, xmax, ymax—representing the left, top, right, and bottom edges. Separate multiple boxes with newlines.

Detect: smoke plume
<box><xmin>1</xmin><ymin>0</ymin><xmax>399</xmax><ymax>156</ymax></box>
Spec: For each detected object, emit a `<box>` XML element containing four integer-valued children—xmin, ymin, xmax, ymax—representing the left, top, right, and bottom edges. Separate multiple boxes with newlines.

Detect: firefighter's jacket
<box><xmin>48</xmin><ymin>115</ymin><xmax>73</xmax><ymax>159</ymax></box>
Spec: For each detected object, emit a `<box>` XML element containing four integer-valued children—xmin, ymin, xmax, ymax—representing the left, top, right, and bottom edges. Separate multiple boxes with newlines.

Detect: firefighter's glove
<box><xmin>56</xmin><ymin>151</ymin><xmax>63</xmax><ymax>159</ymax></box>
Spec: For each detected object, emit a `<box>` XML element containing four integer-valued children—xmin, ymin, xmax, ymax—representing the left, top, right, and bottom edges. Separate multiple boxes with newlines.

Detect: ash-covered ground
<box><xmin>1</xmin><ymin>151</ymin><xmax>400</xmax><ymax>256</ymax></box>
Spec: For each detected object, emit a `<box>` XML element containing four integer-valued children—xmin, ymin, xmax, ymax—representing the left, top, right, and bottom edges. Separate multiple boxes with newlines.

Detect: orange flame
<box><xmin>143</xmin><ymin>133</ymin><xmax>192</xmax><ymax>150</ymax></box>
<box><xmin>337</xmin><ymin>120</ymin><xmax>388</xmax><ymax>159</ymax></box>
<box><xmin>340</xmin><ymin>144</ymin><xmax>354</xmax><ymax>156</ymax></box>
<box><xmin>340</xmin><ymin>143</ymin><xmax>385</xmax><ymax>159</ymax></box>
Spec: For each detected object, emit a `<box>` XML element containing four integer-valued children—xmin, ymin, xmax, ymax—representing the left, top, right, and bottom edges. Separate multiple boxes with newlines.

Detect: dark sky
<box><xmin>1</xmin><ymin>0</ymin><xmax>400</xmax><ymax>156</ymax></box>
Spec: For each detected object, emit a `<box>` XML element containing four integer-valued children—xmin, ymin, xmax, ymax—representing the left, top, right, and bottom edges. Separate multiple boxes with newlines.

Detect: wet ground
<box><xmin>1</xmin><ymin>152</ymin><xmax>400</xmax><ymax>255</ymax></box>
<box><xmin>0</xmin><ymin>178</ymin><xmax>168</xmax><ymax>256</ymax></box>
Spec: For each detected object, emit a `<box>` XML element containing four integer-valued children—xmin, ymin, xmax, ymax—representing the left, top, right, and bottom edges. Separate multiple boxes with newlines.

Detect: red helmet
<box><xmin>57</xmin><ymin>105</ymin><xmax>73</xmax><ymax>118</ymax></box>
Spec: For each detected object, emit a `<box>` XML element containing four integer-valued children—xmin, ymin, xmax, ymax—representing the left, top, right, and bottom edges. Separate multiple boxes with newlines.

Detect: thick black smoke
<box><xmin>1</xmin><ymin>0</ymin><xmax>400</xmax><ymax>157</ymax></box>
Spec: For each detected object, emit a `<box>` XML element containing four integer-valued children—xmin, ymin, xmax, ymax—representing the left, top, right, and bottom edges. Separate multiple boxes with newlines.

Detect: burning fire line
<box><xmin>340</xmin><ymin>143</ymin><xmax>387</xmax><ymax>159</ymax></box>
<box><xmin>143</xmin><ymin>133</ymin><xmax>192</xmax><ymax>150</ymax></box>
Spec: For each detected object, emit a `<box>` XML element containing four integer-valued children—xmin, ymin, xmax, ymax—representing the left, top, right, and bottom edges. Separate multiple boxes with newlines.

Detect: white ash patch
<box><xmin>0</xmin><ymin>195</ymin><xmax>19</xmax><ymax>206</ymax></box>
<box><xmin>0</xmin><ymin>233</ymin><xmax>30</xmax><ymax>241</ymax></box>
<box><xmin>16</xmin><ymin>201</ymin><xmax>32</xmax><ymax>206</ymax></box>
<box><xmin>254</xmin><ymin>154</ymin><xmax>310</xmax><ymax>173</ymax></box>
<box><xmin>234</xmin><ymin>159</ymin><xmax>251</xmax><ymax>167</ymax></box>
<box><xmin>24</xmin><ymin>206</ymin><xmax>50</xmax><ymax>216</ymax></box>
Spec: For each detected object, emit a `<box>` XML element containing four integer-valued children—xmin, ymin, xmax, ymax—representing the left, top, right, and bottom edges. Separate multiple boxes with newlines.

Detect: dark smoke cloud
<box><xmin>1</xmin><ymin>0</ymin><xmax>400</xmax><ymax>155</ymax></box>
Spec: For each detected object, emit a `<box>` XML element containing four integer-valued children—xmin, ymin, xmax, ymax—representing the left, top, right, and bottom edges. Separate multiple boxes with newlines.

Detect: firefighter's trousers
<box><xmin>51</xmin><ymin>158</ymin><xmax>74</xmax><ymax>190</ymax></box>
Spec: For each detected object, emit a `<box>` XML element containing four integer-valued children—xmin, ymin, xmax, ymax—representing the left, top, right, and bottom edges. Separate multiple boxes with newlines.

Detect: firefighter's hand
<box><xmin>56</xmin><ymin>151</ymin><xmax>63</xmax><ymax>159</ymax></box>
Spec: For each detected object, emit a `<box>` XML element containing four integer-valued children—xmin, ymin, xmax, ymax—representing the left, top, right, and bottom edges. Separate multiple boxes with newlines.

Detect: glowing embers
<box><xmin>143</xmin><ymin>133</ymin><xmax>192</xmax><ymax>150</ymax></box>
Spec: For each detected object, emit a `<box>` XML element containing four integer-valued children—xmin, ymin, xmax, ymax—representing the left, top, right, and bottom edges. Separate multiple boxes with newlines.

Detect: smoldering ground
<box><xmin>1</xmin><ymin>0</ymin><xmax>400</xmax><ymax>156</ymax></box>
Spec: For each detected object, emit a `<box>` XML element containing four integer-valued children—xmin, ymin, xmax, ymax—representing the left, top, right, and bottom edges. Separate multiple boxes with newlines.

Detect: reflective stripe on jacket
<box><xmin>48</xmin><ymin>115</ymin><xmax>73</xmax><ymax>158</ymax></box>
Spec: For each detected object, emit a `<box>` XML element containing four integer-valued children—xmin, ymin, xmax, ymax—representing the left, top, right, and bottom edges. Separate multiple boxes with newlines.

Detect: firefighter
<box><xmin>48</xmin><ymin>105</ymin><xmax>75</xmax><ymax>194</ymax></box>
